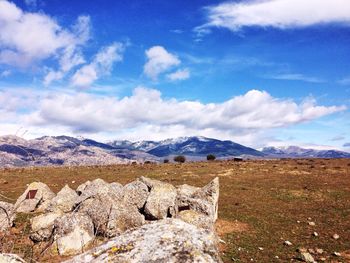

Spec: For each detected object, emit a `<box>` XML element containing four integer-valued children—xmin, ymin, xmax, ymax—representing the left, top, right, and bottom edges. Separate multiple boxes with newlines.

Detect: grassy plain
<box><xmin>0</xmin><ymin>158</ymin><xmax>349</xmax><ymax>262</ymax></box>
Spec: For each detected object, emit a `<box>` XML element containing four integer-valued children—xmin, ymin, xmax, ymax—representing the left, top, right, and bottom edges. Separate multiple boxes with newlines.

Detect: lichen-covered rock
<box><xmin>0</xmin><ymin>253</ymin><xmax>26</xmax><ymax>263</ymax></box>
<box><xmin>176</xmin><ymin>184</ymin><xmax>200</xmax><ymax>197</ymax></box>
<box><xmin>176</xmin><ymin>177</ymin><xmax>219</xmax><ymax>223</ymax></box>
<box><xmin>54</xmin><ymin>212</ymin><xmax>94</xmax><ymax>256</ymax></box>
<box><xmin>14</xmin><ymin>182</ymin><xmax>55</xmax><ymax>213</ymax></box>
<box><xmin>140</xmin><ymin>177</ymin><xmax>177</xmax><ymax>219</ymax></box>
<box><xmin>76</xmin><ymin>181</ymin><xmax>91</xmax><ymax>195</ymax></box>
<box><xmin>0</xmin><ymin>201</ymin><xmax>15</xmax><ymax>231</ymax></box>
<box><xmin>47</xmin><ymin>185</ymin><xmax>78</xmax><ymax>213</ymax></box>
<box><xmin>30</xmin><ymin>211</ymin><xmax>63</xmax><ymax>242</ymax></box>
<box><xmin>192</xmin><ymin>177</ymin><xmax>219</xmax><ymax>221</ymax></box>
<box><xmin>79</xmin><ymin>197</ymin><xmax>144</xmax><ymax>238</ymax></box>
<box><xmin>75</xmin><ymin>179</ymin><xmax>122</xmax><ymax>206</ymax></box>
<box><xmin>110</xmin><ymin>182</ymin><xmax>123</xmax><ymax>193</ymax></box>
<box><xmin>104</xmin><ymin>203</ymin><xmax>145</xmax><ymax>237</ymax></box>
<box><xmin>177</xmin><ymin>210</ymin><xmax>213</xmax><ymax>230</ymax></box>
<box><xmin>122</xmin><ymin>180</ymin><xmax>149</xmax><ymax>210</ymax></box>
<box><xmin>64</xmin><ymin>219</ymin><xmax>221</xmax><ymax>263</ymax></box>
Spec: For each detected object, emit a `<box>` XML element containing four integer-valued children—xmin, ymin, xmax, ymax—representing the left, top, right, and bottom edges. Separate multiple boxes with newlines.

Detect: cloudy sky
<box><xmin>0</xmin><ymin>0</ymin><xmax>349</xmax><ymax>150</ymax></box>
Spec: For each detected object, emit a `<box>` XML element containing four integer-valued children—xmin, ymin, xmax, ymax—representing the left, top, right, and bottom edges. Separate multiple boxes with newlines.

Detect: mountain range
<box><xmin>0</xmin><ymin>135</ymin><xmax>349</xmax><ymax>167</ymax></box>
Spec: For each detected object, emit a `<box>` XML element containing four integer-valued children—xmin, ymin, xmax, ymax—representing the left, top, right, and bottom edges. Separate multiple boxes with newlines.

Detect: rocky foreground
<box><xmin>0</xmin><ymin>177</ymin><xmax>220</xmax><ymax>262</ymax></box>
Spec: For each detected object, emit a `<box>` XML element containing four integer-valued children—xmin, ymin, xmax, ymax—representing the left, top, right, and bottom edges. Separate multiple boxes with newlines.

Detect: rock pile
<box><xmin>0</xmin><ymin>176</ymin><xmax>220</xmax><ymax>262</ymax></box>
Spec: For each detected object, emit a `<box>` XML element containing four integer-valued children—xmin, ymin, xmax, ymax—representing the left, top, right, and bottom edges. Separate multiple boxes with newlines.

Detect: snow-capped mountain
<box><xmin>0</xmin><ymin>135</ymin><xmax>130</xmax><ymax>167</ymax></box>
<box><xmin>1</xmin><ymin>135</ymin><xmax>349</xmax><ymax>167</ymax></box>
<box><xmin>261</xmin><ymin>146</ymin><xmax>350</xmax><ymax>158</ymax></box>
<box><xmin>109</xmin><ymin>136</ymin><xmax>264</xmax><ymax>158</ymax></box>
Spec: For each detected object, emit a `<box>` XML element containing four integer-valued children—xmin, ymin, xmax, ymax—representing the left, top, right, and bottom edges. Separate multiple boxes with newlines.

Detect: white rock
<box><xmin>0</xmin><ymin>253</ymin><xmax>26</xmax><ymax>263</ymax></box>
<box><xmin>54</xmin><ymin>212</ymin><xmax>94</xmax><ymax>256</ymax></box>
<box><xmin>299</xmin><ymin>252</ymin><xmax>315</xmax><ymax>263</ymax></box>
<box><xmin>333</xmin><ymin>252</ymin><xmax>341</xmax><ymax>257</ymax></box>
<box><xmin>63</xmin><ymin>219</ymin><xmax>221</xmax><ymax>263</ymax></box>
<box><xmin>284</xmin><ymin>240</ymin><xmax>292</xmax><ymax>246</ymax></box>
<box><xmin>140</xmin><ymin>177</ymin><xmax>177</xmax><ymax>220</ymax></box>
<box><xmin>176</xmin><ymin>177</ymin><xmax>219</xmax><ymax>224</ymax></box>
<box><xmin>47</xmin><ymin>185</ymin><xmax>78</xmax><ymax>213</ymax></box>
<box><xmin>14</xmin><ymin>182</ymin><xmax>55</xmax><ymax>213</ymax></box>
<box><xmin>30</xmin><ymin>211</ymin><xmax>63</xmax><ymax>242</ymax></box>
<box><xmin>122</xmin><ymin>180</ymin><xmax>149</xmax><ymax>210</ymax></box>
<box><xmin>0</xmin><ymin>201</ymin><xmax>15</xmax><ymax>231</ymax></box>
<box><xmin>332</xmin><ymin>233</ymin><xmax>340</xmax><ymax>240</ymax></box>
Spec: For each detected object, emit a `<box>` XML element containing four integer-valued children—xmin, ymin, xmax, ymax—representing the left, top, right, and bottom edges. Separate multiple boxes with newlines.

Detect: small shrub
<box><xmin>163</xmin><ymin>159</ymin><xmax>169</xmax><ymax>163</ymax></box>
<box><xmin>207</xmin><ymin>154</ymin><xmax>216</xmax><ymax>161</ymax></box>
<box><xmin>174</xmin><ymin>155</ymin><xmax>186</xmax><ymax>163</ymax></box>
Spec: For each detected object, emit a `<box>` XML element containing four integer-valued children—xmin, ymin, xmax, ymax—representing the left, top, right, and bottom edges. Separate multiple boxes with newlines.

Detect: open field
<box><xmin>0</xmin><ymin>159</ymin><xmax>350</xmax><ymax>262</ymax></box>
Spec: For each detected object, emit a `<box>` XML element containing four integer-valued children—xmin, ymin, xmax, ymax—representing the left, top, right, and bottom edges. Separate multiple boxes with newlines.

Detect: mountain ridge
<box><xmin>0</xmin><ymin>135</ymin><xmax>349</xmax><ymax>167</ymax></box>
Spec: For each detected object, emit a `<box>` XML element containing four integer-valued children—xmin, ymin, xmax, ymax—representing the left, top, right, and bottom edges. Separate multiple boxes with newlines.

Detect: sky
<box><xmin>0</xmin><ymin>0</ymin><xmax>350</xmax><ymax>150</ymax></box>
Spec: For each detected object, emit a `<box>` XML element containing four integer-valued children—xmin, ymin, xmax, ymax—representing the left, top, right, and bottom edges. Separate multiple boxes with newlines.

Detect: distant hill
<box><xmin>0</xmin><ymin>135</ymin><xmax>130</xmax><ymax>167</ymax></box>
<box><xmin>0</xmin><ymin>135</ymin><xmax>349</xmax><ymax>167</ymax></box>
<box><xmin>133</xmin><ymin>136</ymin><xmax>263</xmax><ymax>157</ymax></box>
<box><xmin>261</xmin><ymin>146</ymin><xmax>350</xmax><ymax>158</ymax></box>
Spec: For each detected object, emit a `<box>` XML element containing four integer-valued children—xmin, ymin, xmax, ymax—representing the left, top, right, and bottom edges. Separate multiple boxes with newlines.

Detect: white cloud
<box><xmin>338</xmin><ymin>76</ymin><xmax>350</xmax><ymax>85</ymax></box>
<box><xmin>0</xmin><ymin>87</ymin><xmax>346</xmax><ymax>146</ymax></box>
<box><xmin>0</xmin><ymin>0</ymin><xmax>90</xmax><ymax>80</ymax></box>
<box><xmin>198</xmin><ymin>0</ymin><xmax>350</xmax><ymax>32</ymax></box>
<box><xmin>71</xmin><ymin>43</ymin><xmax>125</xmax><ymax>88</ymax></box>
<box><xmin>19</xmin><ymin>87</ymin><xmax>345</xmax><ymax>135</ymax></box>
<box><xmin>24</xmin><ymin>0</ymin><xmax>38</xmax><ymax>8</ymax></box>
<box><xmin>144</xmin><ymin>46</ymin><xmax>180</xmax><ymax>80</ymax></box>
<box><xmin>167</xmin><ymin>68</ymin><xmax>190</xmax><ymax>81</ymax></box>
<box><xmin>0</xmin><ymin>70</ymin><xmax>11</xmax><ymax>78</ymax></box>
<box><xmin>267</xmin><ymin>73</ymin><xmax>325</xmax><ymax>83</ymax></box>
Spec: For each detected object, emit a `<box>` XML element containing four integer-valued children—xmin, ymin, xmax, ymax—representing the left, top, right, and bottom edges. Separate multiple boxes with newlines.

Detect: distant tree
<box><xmin>163</xmin><ymin>159</ymin><xmax>169</xmax><ymax>163</ymax></box>
<box><xmin>207</xmin><ymin>154</ymin><xmax>216</xmax><ymax>161</ymax></box>
<box><xmin>174</xmin><ymin>155</ymin><xmax>186</xmax><ymax>163</ymax></box>
<box><xmin>144</xmin><ymin>160</ymin><xmax>152</xmax><ymax>164</ymax></box>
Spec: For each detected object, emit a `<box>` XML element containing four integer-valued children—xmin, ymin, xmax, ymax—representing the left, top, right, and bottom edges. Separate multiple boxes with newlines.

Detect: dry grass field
<box><xmin>0</xmin><ymin>159</ymin><xmax>350</xmax><ymax>262</ymax></box>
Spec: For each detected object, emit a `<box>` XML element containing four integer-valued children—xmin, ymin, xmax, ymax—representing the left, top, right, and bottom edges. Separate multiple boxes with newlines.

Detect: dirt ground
<box><xmin>0</xmin><ymin>158</ymin><xmax>349</xmax><ymax>262</ymax></box>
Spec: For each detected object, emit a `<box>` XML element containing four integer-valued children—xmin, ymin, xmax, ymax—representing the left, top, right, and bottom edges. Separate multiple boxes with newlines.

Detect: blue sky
<box><xmin>0</xmin><ymin>0</ymin><xmax>349</xmax><ymax>150</ymax></box>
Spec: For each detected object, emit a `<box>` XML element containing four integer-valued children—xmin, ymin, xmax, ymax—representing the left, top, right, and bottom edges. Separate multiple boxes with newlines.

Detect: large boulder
<box><xmin>76</xmin><ymin>178</ymin><xmax>144</xmax><ymax>237</ymax></box>
<box><xmin>140</xmin><ymin>177</ymin><xmax>177</xmax><ymax>219</ymax></box>
<box><xmin>0</xmin><ymin>201</ymin><xmax>15</xmax><ymax>232</ymax></box>
<box><xmin>74</xmin><ymin>179</ymin><xmax>122</xmax><ymax>206</ymax></box>
<box><xmin>30</xmin><ymin>211</ymin><xmax>63</xmax><ymax>242</ymax></box>
<box><xmin>64</xmin><ymin>219</ymin><xmax>222</xmax><ymax>263</ymax></box>
<box><xmin>78</xmin><ymin>197</ymin><xmax>145</xmax><ymax>238</ymax></box>
<box><xmin>47</xmin><ymin>185</ymin><xmax>78</xmax><ymax>213</ymax></box>
<box><xmin>122</xmin><ymin>180</ymin><xmax>149</xmax><ymax>210</ymax></box>
<box><xmin>0</xmin><ymin>253</ymin><xmax>26</xmax><ymax>263</ymax></box>
<box><xmin>176</xmin><ymin>177</ymin><xmax>219</xmax><ymax>224</ymax></box>
<box><xmin>54</xmin><ymin>212</ymin><xmax>94</xmax><ymax>256</ymax></box>
<box><xmin>14</xmin><ymin>182</ymin><xmax>55</xmax><ymax>213</ymax></box>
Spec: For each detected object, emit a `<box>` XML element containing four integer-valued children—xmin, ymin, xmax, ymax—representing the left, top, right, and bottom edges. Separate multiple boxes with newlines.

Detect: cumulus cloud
<box><xmin>144</xmin><ymin>46</ymin><xmax>180</xmax><ymax>80</ymax></box>
<box><xmin>20</xmin><ymin>88</ymin><xmax>345</xmax><ymax>135</ymax></box>
<box><xmin>0</xmin><ymin>87</ymin><xmax>346</xmax><ymax>145</ymax></box>
<box><xmin>0</xmin><ymin>1</ymin><xmax>90</xmax><ymax>67</ymax></box>
<box><xmin>167</xmin><ymin>68</ymin><xmax>190</xmax><ymax>81</ymax></box>
<box><xmin>197</xmin><ymin>0</ymin><xmax>350</xmax><ymax>32</ymax></box>
<box><xmin>70</xmin><ymin>43</ymin><xmax>125</xmax><ymax>88</ymax></box>
<box><xmin>343</xmin><ymin>142</ymin><xmax>350</xmax><ymax>147</ymax></box>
